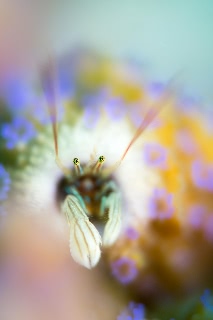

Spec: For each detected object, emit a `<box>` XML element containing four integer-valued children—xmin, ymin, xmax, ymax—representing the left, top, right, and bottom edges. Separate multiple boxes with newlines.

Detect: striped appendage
<box><xmin>62</xmin><ymin>194</ymin><xmax>102</xmax><ymax>269</ymax></box>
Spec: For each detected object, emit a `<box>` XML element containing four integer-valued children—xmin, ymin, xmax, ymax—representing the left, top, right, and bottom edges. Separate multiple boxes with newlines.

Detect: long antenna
<box><xmin>119</xmin><ymin>78</ymin><xmax>175</xmax><ymax>164</ymax></box>
<box><xmin>102</xmin><ymin>77</ymin><xmax>176</xmax><ymax>177</ymax></box>
<box><xmin>41</xmin><ymin>58</ymin><xmax>70</xmax><ymax>176</ymax></box>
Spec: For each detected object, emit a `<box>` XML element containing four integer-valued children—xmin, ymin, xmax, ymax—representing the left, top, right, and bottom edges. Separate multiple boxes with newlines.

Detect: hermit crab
<box><xmin>43</xmin><ymin>62</ymin><xmax>174</xmax><ymax>269</ymax></box>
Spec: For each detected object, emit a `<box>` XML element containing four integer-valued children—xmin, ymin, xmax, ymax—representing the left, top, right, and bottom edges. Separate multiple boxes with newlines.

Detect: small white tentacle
<box><xmin>62</xmin><ymin>195</ymin><xmax>102</xmax><ymax>269</ymax></box>
<box><xmin>102</xmin><ymin>192</ymin><xmax>122</xmax><ymax>247</ymax></box>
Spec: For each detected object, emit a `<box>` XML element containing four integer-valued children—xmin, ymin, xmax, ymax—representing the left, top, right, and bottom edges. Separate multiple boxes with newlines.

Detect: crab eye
<box><xmin>73</xmin><ymin>158</ymin><xmax>80</xmax><ymax>166</ymax></box>
<box><xmin>98</xmin><ymin>156</ymin><xmax>105</xmax><ymax>163</ymax></box>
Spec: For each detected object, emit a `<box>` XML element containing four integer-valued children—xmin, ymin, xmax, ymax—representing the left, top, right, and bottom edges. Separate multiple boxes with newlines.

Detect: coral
<box><xmin>117</xmin><ymin>302</ymin><xmax>145</xmax><ymax>320</ymax></box>
<box><xmin>1</xmin><ymin>52</ymin><xmax>213</xmax><ymax>320</ymax></box>
<box><xmin>111</xmin><ymin>257</ymin><xmax>138</xmax><ymax>285</ymax></box>
<box><xmin>143</xmin><ymin>143</ymin><xmax>168</xmax><ymax>169</ymax></box>
<box><xmin>148</xmin><ymin>188</ymin><xmax>174</xmax><ymax>220</ymax></box>
<box><xmin>1</xmin><ymin>117</ymin><xmax>36</xmax><ymax>149</ymax></box>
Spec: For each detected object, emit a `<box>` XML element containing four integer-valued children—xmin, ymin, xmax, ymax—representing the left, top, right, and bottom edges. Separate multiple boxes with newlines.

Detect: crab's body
<box><xmin>56</xmin><ymin>157</ymin><xmax>121</xmax><ymax>268</ymax></box>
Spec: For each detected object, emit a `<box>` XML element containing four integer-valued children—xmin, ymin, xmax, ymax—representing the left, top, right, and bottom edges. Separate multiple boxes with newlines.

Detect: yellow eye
<box><xmin>73</xmin><ymin>158</ymin><xmax>80</xmax><ymax>166</ymax></box>
<box><xmin>98</xmin><ymin>156</ymin><xmax>105</xmax><ymax>163</ymax></box>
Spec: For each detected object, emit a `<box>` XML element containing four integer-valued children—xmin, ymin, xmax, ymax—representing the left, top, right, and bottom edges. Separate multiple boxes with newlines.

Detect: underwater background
<box><xmin>1</xmin><ymin>1</ymin><xmax>213</xmax><ymax>320</ymax></box>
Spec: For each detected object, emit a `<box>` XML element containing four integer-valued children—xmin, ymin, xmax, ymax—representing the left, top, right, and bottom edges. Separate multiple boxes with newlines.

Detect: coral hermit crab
<box><xmin>44</xmin><ymin>63</ymin><xmax>173</xmax><ymax>269</ymax></box>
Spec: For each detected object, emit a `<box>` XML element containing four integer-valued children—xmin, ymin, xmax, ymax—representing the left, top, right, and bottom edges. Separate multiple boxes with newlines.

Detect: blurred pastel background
<box><xmin>1</xmin><ymin>0</ymin><xmax>213</xmax><ymax>103</ymax></box>
<box><xmin>1</xmin><ymin>1</ymin><xmax>213</xmax><ymax>320</ymax></box>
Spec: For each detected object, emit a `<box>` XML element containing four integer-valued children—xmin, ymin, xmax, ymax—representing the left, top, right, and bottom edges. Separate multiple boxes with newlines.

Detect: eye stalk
<box><xmin>92</xmin><ymin>155</ymin><xmax>106</xmax><ymax>173</ymax></box>
<box><xmin>73</xmin><ymin>158</ymin><xmax>80</xmax><ymax>166</ymax></box>
<box><xmin>73</xmin><ymin>157</ymin><xmax>83</xmax><ymax>175</ymax></box>
<box><xmin>98</xmin><ymin>155</ymin><xmax>105</xmax><ymax>163</ymax></box>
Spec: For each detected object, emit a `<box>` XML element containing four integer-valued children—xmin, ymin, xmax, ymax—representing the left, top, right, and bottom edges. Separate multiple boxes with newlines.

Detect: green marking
<box><xmin>73</xmin><ymin>158</ymin><xmax>80</xmax><ymax>166</ymax></box>
<box><xmin>98</xmin><ymin>155</ymin><xmax>105</xmax><ymax>163</ymax></box>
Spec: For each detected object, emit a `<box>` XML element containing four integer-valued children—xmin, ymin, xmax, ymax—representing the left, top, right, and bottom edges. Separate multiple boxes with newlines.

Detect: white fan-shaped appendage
<box><xmin>62</xmin><ymin>195</ymin><xmax>102</xmax><ymax>269</ymax></box>
<box><xmin>102</xmin><ymin>192</ymin><xmax>122</xmax><ymax>247</ymax></box>
<box><xmin>69</xmin><ymin>218</ymin><xmax>102</xmax><ymax>269</ymax></box>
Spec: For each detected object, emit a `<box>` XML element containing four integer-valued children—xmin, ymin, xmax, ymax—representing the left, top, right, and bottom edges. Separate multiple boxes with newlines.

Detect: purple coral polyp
<box><xmin>149</xmin><ymin>188</ymin><xmax>174</xmax><ymax>220</ymax></box>
<box><xmin>1</xmin><ymin>118</ymin><xmax>36</xmax><ymax>149</ymax></box>
<box><xmin>200</xmin><ymin>289</ymin><xmax>213</xmax><ymax>311</ymax></box>
<box><xmin>191</xmin><ymin>160</ymin><xmax>213</xmax><ymax>192</ymax></box>
<box><xmin>104</xmin><ymin>96</ymin><xmax>126</xmax><ymax>121</ymax></box>
<box><xmin>117</xmin><ymin>301</ymin><xmax>145</xmax><ymax>320</ymax></box>
<box><xmin>125</xmin><ymin>227</ymin><xmax>139</xmax><ymax>240</ymax></box>
<box><xmin>3</xmin><ymin>77</ymin><xmax>34</xmax><ymax>111</ymax></box>
<box><xmin>188</xmin><ymin>204</ymin><xmax>206</xmax><ymax>229</ymax></box>
<box><xmin>143</xmin><ymin>143</ymin><xmax>167</xmax><ymax>168</ymax></box>
<box><xmin>203</xmin><ymin>215</ymin><xmax>213</xmax><ymax>243</ymax></box>
<box><xmin>111</xmin><ymin>257</ymin><xmax>138</xmax><ymax>285</ymax></box>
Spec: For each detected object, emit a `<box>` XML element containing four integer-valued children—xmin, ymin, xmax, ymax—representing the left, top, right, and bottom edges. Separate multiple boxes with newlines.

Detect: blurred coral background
<box><xmin>1</xmin><ymin>0</ymin><xmax>213</xmax><ymax>101</ymax></box>
<box><xmin>1</xmin><ymin>1</ymin><xmax>213</xmax><ymax>320</ymax></box>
